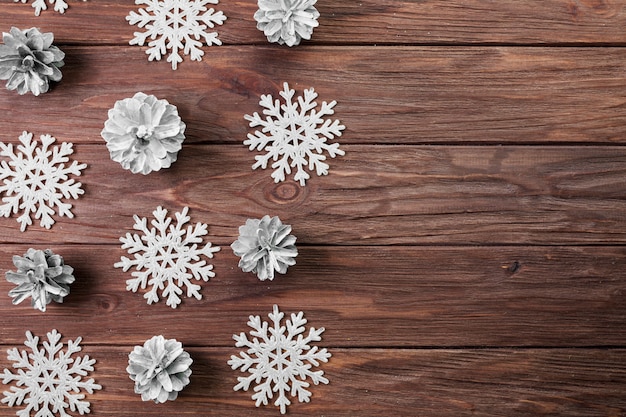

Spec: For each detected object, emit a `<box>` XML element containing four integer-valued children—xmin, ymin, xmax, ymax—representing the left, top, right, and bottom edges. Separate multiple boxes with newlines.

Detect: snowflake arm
<box><xmin>0</xmin><ymin>132</ymin><xmax>86</xmax><ymax>232</ymax></box>
<box><xmin>114</xmin><ymin>206</ymin><xmax>220</xmax><ymax>308</ymax></box>
<box><xmin>228</xmin><ymin>305</ymin><xmax>331</xmax><ymax>414</ymax></box>
<box><xmin>14</xmin><ymin>0</ymin><xmax>68</xmax><ymax>16</ymax></box>
<box><xmin>127</xmin><ymin>0</ymin><xmax>227</xmax><ymax>70</ymax></box>
<box><xmin>2</xmin><ymin>330</ymin><xmax>101</xmax><ymax>417</ymax></box>
<box><xmin>244</xmin><ymin>82</ymin><xmax>345</xmax><ymax>186</ymax></box>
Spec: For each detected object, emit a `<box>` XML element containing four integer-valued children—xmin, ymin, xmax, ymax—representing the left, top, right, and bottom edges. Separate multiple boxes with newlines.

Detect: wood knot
<box><xmin>92</xmin><ymin>294</ymin><xmax>118</xmax><ymax>313</ymax></box>
<box><xmin>266</xmin><ymin>181</ymin><xmax>303</xmax><ymax>204</ymax></box>
<box><xmin>502</xmin><ymin>260</ymin><xmax>522</xmax><ymax>276</ymax></box>
<box><xmin>568</xmin><ymin>0</ymin><xmax>617</xmax><ymax>19</ymax></box>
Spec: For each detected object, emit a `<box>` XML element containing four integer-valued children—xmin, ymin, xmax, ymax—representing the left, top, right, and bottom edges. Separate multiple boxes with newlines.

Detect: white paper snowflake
<box><xmin>244</xmin><ymin>82</ymin><xmax>345</xmax><ymax>186</ymax></box>
<box><xmin>126</xmin><ymin>0</ymin><xmax>227</xmax><ymax>70</ymax></box>
<box><xmin>115</xmin><ymin>206</ymin><xmax>220</xmax><ymax>309</ymax></box>
<box><xmin>13</xmin><ymin>0</ymin><xmax>68</xmax><ymax>16</ymax></box>
<box><xmin>228</xmin><ymin>305</ymin><xmax>331</xmax><ymax>414</ymax></box>
<box><xmin>1</xmin><ymin>330</ymin><xmax>101</xmax><ymax>417</ymax></box>
<box><xmin>0</xmin><ymin>131</ymin><xmax>86</xmax><ymax>232</ymax></box>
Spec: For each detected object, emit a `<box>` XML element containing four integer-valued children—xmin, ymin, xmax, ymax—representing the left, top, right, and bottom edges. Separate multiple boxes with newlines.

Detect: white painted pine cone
<box><xmin>101</xmin><ymin>92</ymin><xmax>186</xmax><ymax>174</ymax></box>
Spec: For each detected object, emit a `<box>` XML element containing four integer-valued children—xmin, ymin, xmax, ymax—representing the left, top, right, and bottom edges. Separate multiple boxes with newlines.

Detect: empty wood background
<box><xmin>1</xmin><ymin>1</ymin><xmax>626</xmax><ymax>416</ymax></box>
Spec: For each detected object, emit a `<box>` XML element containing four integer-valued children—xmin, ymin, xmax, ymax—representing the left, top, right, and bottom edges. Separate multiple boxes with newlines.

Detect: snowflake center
<box><xmin>40</xmin><ymin>368</ymin><xmax>63</xmax><ymax>392</ymax></box>
<box><xmin>285</xmin><ymin>122</ymin><xmax>307</xmax><ymax>148</ymax></box>
<box><xmin>152</xmin><ymin>236</ymin><xmax>187</xmax><ymax>270</ymax></box>
<box><xmin>23</xmin><ymin>166</ymin><xmax>48</xmax><ymax>193</ymax></box>
<box><xmin>273</xmin><ymin>345</ymin><xmax>291</xmax><ymax>375</ymax></box>
<box><xmin>164</xmin><ymin>3</ymin><xmax>184</xmax><ymax>30</ymax></box>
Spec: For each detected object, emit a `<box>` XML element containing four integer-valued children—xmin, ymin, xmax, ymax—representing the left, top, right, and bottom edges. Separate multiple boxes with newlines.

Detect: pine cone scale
<box><xmin>156</xmin><ymin>371</ymin><xmax>174</xmax><ymax>392</ymax></box>
<box><xmin>0</xmin><ymin>57</ymin><xmax>22</xmax><ymax>71</ymax></box>
<box><xmin>257</xmin><ymin>256</ymin><xmax>274</xmax><ymax>280</ymax></box>
<box><xmin>8</xmin><ymin>284</ymin><xmax>32</xmax><ymax>302</ymax></box>
<box><xmin>41</xmin><ymin>279</ymin><xmax>68</xmax><ymax>296</ymax></box>
<box><xmin>270</xmin><ymin>246</ymin><xmax>298</xmax><ymax>259</ymax></box>
<box><xmin>239</xmin><ymin>248</ymin><xmax>268</xmax><ymax>267</ymax></box>
<box><xmin>153</xmin><ymin>123</ymin><xmax>185</xmax><ymax>141</ymax></box>
<box><xmin>24</xmin><ymin>33</ymin><xmax>44</xmax><ymax>50</ymax></box>
<box><xmin>168</xmin><ymin>355</ymin><xmax>193</xmax><ymax>374</ymax></box>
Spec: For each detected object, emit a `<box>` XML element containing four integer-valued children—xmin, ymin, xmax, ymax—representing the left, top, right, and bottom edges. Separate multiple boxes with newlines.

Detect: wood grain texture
<box><xmin>0</xmin><ymin>145</ymin><xmax>624</xmax><ymax>245</ymax></box>
<box><xmin>0</xmin><ymin>245</ymin><xmax>624</xmax><ymax>347</ymax></box>
<box><xmin>1</xmin><ymin>46</ymin><xmax>626</xmax><ymax>144</ymax></box>
<box><xmin>1</xmin><ymin>346</ymin><xmax>625</xmax><ymax>417</ymax></box>
<box><xmin>3</xmin><ymin>0</ymin><xmax>626</xmax><ymax>45</ymax></box>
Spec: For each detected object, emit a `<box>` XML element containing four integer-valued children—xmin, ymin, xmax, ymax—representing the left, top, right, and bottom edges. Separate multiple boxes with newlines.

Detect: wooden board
<box><xmin>72</xmin><ymin>348</ymin><xmax>626</xmax><ymax>416</ymax></box>
<box><xmin>0</xmin><ymin>245</ymin><xmax>625</xmax><ymax>347</ymax></box>
<box><xmin>0</xmin><ymin>1</ymin><xmax>625</xmax><ymax>416</ymax></box>
<box><xmin>3</xmin><ymin>1</ymin><xmax>626</xmax><ymax>45</ymax></box>
<box><xmin>2</xmin><ymin>46</ymin><xmax>626</xmax><ymax>144</ymax></box>
<box><xmin>0</xmin><ymin>145</ymin><xmax>625</xmax><ymax>245</ymax></box>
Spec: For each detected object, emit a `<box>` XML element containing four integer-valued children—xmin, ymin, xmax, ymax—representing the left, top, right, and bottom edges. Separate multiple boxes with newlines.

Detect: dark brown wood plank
<box><xmin>2</xmin><ymin>46</ymin><xmax>626</xmax><ymax>145</ymax></box>
<box><xmin>0</xmin><ymin>245</ymin><xmax>623</xmax><ymax>347</ymax></box>
<box><xmin>2</xmin><ymin>346</ymin><xmax>625</xmax><ymax>416</ymax></box>
<box><xmin>3</xmin><ymin>1</ymin><xmax>626</xmax><ymax>45</ymax></box>
<box><xmin>0</xmin><ymin>145</ymin><xmax>624</xmax><ymax>245</ymax></box>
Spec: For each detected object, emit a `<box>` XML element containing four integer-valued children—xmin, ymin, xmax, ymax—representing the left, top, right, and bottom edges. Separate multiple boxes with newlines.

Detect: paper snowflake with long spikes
<box><xmin>126</xmin><ymin>0</ymin><xmax>227</xmax><ymax>70</ymax></box>
<box><xmin>244</xmin><ymin>82</ymin><xmax>345</xmax><ymax>186</ymax></box>
<box><xmin>114</xmin><ymin>206</ymin><xmax>220</xmax><ymax>309</ymax></box>
<box><xmin>228</xmin><ymin>305</ymin><xmax>331</xmax><ymax>414</ymax></box>
<box><xmin>0</xmin><ymin>131</ymin><xmax>86</xmax><ymax>232</ymax></box>
<box><xmin>13</xmin><ymin>0</ymin><xmax>68</xmax><ymax>16</ymax></box>
<box><xmin>2</xmin><ymin>330</ymin><xmax>101</xmax><ymax>417</ymax></box>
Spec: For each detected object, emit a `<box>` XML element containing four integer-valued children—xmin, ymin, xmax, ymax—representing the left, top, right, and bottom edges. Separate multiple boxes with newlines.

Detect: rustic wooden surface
<box><xmin>0</xmin><ymin>1</ymin><xmax>625</xmax><ymax>416</ymax></box>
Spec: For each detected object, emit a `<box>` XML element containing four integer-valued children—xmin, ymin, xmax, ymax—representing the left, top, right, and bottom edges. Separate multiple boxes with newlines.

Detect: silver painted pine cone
<box><xmin>5</xmin><ymin>248</ymin><xmax>75</xmax><ymax>312</ymax></box>
<box><xmin>231</xmin><ymin>215</ymin><xmax>298</xmax><ymax>281</ymax></box>
<box><xmin>127</xmin><ymin>335</ymin><xmax>193</xmax><ymax>403</ymax></box>
<box><xmin>0</xmin><ymin>27</ymin><xmax>64</xmax><ymax>96</ymax></box>
<box><xmin>101</xmin><ymin>92</ymin><xmax>186</xmax><ymax>175</ymax></box>
<box><xmin>254</xmin><ymin>0</ymin><xmax>320</xmax><ymax>46</ymax></box>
